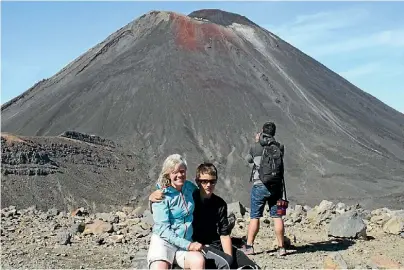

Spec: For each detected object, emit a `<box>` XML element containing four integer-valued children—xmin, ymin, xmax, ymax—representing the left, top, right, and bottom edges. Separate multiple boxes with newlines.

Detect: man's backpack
<box><xmin>258</xmin><ymin>139</ymin><xmax>284</xmax><ymax>186</ymax></box>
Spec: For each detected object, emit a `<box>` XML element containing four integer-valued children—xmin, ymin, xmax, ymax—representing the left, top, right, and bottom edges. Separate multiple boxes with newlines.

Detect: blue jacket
<box><xmin>151</xmin><ymin>180</ymin><xmax>197</xmax><ymax>250</ymax></box>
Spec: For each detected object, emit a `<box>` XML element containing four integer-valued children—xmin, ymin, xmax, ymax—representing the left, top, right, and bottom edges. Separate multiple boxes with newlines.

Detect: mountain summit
<box><xmin>2</xmin><ymin>10</ymin><xmax>404</xmax><ymax>211</ymax></box>
<box><xmin>188</xmin><ymin>9</ymin><xmax>260</xmax><ymax>27</ymax></box>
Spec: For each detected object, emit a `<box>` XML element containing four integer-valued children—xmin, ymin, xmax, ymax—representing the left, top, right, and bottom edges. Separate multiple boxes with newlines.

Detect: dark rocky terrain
<box><xmin>1</xmin><ymin>200</ymin><xmax>403</xmax><ymax>269</ymax></box>
<box><xmin>1</xmin><ymin>132</ymin><xmax>151</xmax><ymax>211</ymax></box>
<box><xmin>1</xmin><ymin>9</ymin><xmax>404</xmax><ymax>211</ymax></box>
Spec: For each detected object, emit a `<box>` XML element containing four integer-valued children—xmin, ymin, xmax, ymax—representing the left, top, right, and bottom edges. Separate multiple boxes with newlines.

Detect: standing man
<box><xmin>242</xmin><ymin>122</ymin><xmax>287</xmax><ymax>256</ymax></box>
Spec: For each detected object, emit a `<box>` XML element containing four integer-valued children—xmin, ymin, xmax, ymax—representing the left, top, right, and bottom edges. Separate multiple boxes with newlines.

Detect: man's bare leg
<box><xmin>273</xmin><ymin>217</ymin><xmax>286</xmax><ymax>256</ymax></box>
<box><xmin>246</xmin><ymin>218</ymin><xmax>260</xmax><ymax>246</ymax></box>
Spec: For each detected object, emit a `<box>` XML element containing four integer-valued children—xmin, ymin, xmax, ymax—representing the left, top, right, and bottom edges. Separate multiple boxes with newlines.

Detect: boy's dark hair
<box><xmin>196</xmin><ymin>162</ymin><xmax>218</xmax><ymax>179</ymax></box>
<box><xmin>263</xmin><ymin>122</ymin><xmax>276</xmax><ymax>136</ymax></box>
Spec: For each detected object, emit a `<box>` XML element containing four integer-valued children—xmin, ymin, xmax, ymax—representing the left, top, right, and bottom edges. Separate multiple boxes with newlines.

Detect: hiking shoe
<box><xmin>241</xmin><ymin>244</ymin><xmax>254</xmax><ymax>255</ymax></box>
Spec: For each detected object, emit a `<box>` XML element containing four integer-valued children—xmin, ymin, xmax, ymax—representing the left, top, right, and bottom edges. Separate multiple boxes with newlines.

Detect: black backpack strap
<box><xmin>257</xmin><ymin>146</ymin><xmax>267</xmax><ymax>183</ymax></box>
<box><xmin>281</xmin><ymin>177</ymin><xmax>287</xmax><ymax>201</ymax></box>
<box><xmin>249</xmin><ymin>163</ymin><xmax>255</xmax><ymax>182</ymax></box>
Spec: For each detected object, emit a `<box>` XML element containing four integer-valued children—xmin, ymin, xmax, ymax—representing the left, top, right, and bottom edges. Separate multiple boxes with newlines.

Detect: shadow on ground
<box><xmin>245</xmin><ymin>238</ymin><xmax>357</xmax><ymax>256</ymax></box>
<box><xmin>285</xmin><ymin>239</ymin><xmax>355</xmax><ymax>255</ymax></box>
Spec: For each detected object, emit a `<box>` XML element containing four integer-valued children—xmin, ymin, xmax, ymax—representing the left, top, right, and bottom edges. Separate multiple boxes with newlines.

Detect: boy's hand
<box><xmin>149</xmin><ymin>190</ymin><xmax>164</xmax><ymax>202</ymax></box>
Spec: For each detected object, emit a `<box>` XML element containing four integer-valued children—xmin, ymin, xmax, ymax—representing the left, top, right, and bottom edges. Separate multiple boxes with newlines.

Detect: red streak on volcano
<box><xmin>170</xmin><ymin>13</ymin><xmax>235</xmax><ymax>51</ymax></box>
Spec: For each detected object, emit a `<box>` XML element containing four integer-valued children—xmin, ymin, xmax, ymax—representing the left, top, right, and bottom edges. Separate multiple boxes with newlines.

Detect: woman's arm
<box><xmin>152</xmin><ymin>200</ymin><xmax>192</xmax><ymax>250</ymax></box>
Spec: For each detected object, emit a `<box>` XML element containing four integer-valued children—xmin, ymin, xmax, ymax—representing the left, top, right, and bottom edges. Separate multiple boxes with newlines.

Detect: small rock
<box><xmin>95</xmin><ymin>237</ymin><xmax>105</xmax><ymax>245</ymax></box>
<box><xmin>58</xmin><ymin>211</ymin><xmax>67</xmax><ymax>218</ymax></box>
<box><xmin>335</xmin><ymin>203</ymin><xmax>347</xmax><ymax>214</ymax></box>
<box><xmin>51</xmin><ymin>222</ymin><xmax>62</xmax><ymax>231</ymax></box>
<box><xmin>383</xmin><ymin>216</ymin><xmax>404</xmax><ymax>235</ymax></box>
<box><xmin>307</xmin><ymin>207</ymin><xmax>333</xmax><ymax>225</ymax></box>
<box><xmin>116</xmin><ymin>211</ymin><xmax>127</xmax><ymax>220</ymax></box>
<box><xmin>284</xmin><ymin>220</ymin><xmax>294</xmax><ymax>226</ymax></box>
<box><xmin>122</xmin><ymin>206</ymin><xmax>134</xmax><ymax>214</ymax></box>
<box><xmin>71</xmin><ymin>207</ymin><xmax>88</xmax><ymax>217</ymax></box>
<box><xmin>370</xmin><ymin>213</ymin><xmax>391</xmax><ymax>225</ymax></box>
<box><xmin>125</xmin><ymin>218</ymin><xmax>141</xmax><ymax>227</ymax></box>
<box><xmin>318</xmin><ymin>200</ymin><xmax>335</xmax><ymax>214</ymax></box>
<box><xmin>47</xmin><ymin>208</ymin><xmax>60</xmax><ymax>217</ymax></box>
<box><xmin>294</xmin><ymin>204</ymin><xmax>305</xmax><ymax>215</ymax></box>
<box><xmin>131</xmin><ymin>207</ymin><xmax>144</xmax><ymax>217</ymax></box>
<box><xmin>371</xmin><ymin>208</ymin><xmax>389</xmax><ymax>216</ymax></box>
<box><xmin>140</xmin><ymin>222</ymin><xmax>152</xmax><ymax>231</ymax></box>
<box><xmin>39</xmin><ymin>213</ymin><xmax>48</xmax><ymax>220</ymax></box>
<box><xmin>97</xmin><ymin>213</ymin><xmax>119</xmax><ymax>223</ymax></box>
<box><xmin>70</xmin><ymin>222</ymin><xmax>85</xmax><ymax>234</ymax></box>
<box><xmin>27</xmin><ymin>205</ymin><xmax>37</xmax><ymax>215</ymax></box>
<box><xmin>109</xmin><ymin>235</ymin><xmax>124</xmax><ymax>243</ymax></box>
<box><xmin>83</xmin><ymin>220</ymin><xmax>113</xmax><ymax>235</ymax></box>
<box><xmin>57</xmin><ymin>231</ymin><xmax>72</xmax><ymax>245</ymax></box>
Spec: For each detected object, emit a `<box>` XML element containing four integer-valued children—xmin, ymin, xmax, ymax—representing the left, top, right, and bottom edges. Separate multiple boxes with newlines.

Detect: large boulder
<box><xmin>328</xmin><ymin>210</ymin><xmax>367</xmax><ymax>239</ymax></box>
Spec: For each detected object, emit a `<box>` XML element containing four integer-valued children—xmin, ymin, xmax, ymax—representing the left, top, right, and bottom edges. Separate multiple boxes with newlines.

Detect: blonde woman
<box><xmin>147</xmin><ymin>154</ymin><xmax>205</xmax><ymax>270</ymax></box>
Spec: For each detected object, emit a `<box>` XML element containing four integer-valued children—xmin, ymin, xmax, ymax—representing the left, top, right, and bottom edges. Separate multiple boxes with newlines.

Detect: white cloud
<box><xmin>338</xmin><ymin>63</ymin><xmax>380</xmax><ymax>79</ymax></box>
<box><xmin>265</xmin><ymin>8</ymin><xmax>369</xmax><ymax>48</ymax></box>
<box><xmin>375</xmin><ymin>29</ymin><xmax>404</xmax><ymax>47</ymax></box>
<box><xmin>310</xmin><ymin>29</ymin><xmax>404</xmax><ymax>57</ymax></box>
<box><xmin>264</xmin><ymin>8</ymin><xmax>404</xmax><ymax>57</ymax></box>
<box><xmin>339</xmin><ymin>62</ymin><xmax>404</xmax><ymax>80</ymax></box>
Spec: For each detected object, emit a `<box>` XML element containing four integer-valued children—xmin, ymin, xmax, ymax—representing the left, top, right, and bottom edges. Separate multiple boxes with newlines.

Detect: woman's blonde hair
<box><xmin>157</xmin><ymin>154</ymin><xmax>188</xmax><ymax>188</ymax></box>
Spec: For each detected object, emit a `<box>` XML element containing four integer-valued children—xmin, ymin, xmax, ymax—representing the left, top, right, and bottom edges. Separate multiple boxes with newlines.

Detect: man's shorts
<box><xmin>147</xmin><ymin>234</ymin><xmax>187</xmax><ymax>268</ymax></box>
<box><xmin>250</xmin><ymin>183</ymin><xmax>282</xmax><ymax>219</ymax></box>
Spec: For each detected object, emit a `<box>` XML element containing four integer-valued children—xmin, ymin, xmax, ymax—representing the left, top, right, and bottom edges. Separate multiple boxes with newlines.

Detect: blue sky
<box><xmin>2</xmin><ymin>1</ymin><xmax>403</xmax><ymax>113</ymax></box>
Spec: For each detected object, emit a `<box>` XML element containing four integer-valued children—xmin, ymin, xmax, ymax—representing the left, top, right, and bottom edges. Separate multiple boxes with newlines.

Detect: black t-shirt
<box><xmin>192</xmin><ymin>190</ymin><xmax>230</xmax><ymax>245</ymax></box>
